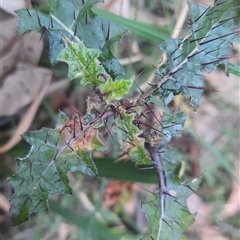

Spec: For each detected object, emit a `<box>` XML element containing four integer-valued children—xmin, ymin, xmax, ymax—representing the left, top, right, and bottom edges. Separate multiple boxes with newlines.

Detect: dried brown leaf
<box><xmin>0</xmin><ymin>0</ymin><xmax>30</xmax><ymax>16</ymax></box>
<box><xmin>0</xmin><ymin>63</ymin><xmax>51</xmax><ymax>116</ymax></box>
<box><xmin>21</xmin><ymin>32</ymin><xmax>44</xmax><ymax>65</ymax></box>
<box><xmin>1</xmin><ymin>18</ymin><xmax>18</xmax><ymax>55</ymax></box>
<box><xmin>0</xmin><ymin>17</ymin><xmax>23</xmax><ymax>79</ymax></box>
<box><xmin>0</xmin><ymin>68</ymin><xmax>51</xmax><ymax>153</ymax></box>
<box><xmin>58</xmin><ymin>114</ymin><xmax>104</xmax><ymax>152</ymax></box>
<box><xmin>103</xmin><ymin>181</ymin><xmax>133</xmax><ymax>209</ymax></box>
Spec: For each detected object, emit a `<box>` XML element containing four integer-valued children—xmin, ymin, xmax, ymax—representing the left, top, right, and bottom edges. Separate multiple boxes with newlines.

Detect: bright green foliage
<box><xmin>57</xmin><ymin>40</ymin><xmax>106</xmax><ymax>85</ymax></box>
<box><xmin>129</xmin><ymin>138</ymin><xmax>151</xmax><ymax>165</ymax></box>
<box><xmin>156</xmin><ymin>0</ymin><xmax>236</xmax><ymax>109</ymax></box>
<box><xmin>16</xmin><ymin>0</ymin><xmax>127</xmax><ymax>78</ymax></box>
<box><xmin>113</xmin><ymin>110</ymin><xmax>137</xmax><ymax>143</ymax></box>
<box><xmin>91</xmin><ymin>137</ymin><xmax>106</xmax><ymax>152</ymax></box>
<box><xmin>117</xmin><ymin>110</ymin><xmax>139</xmax><ymax>139</ymax></box>
<box><xmin>9</xmin><ymin>111</ymin><xmax>103</xmax><ymax>226</ymax></box>
<box><xmin>99</xmin><ymin>77</ymin><xmax>133</xmax><ymax>104</ymax></box>
<box><xmin>142</xmin><ymin>173</ymin><xmax>201</xmax><ymax>240</ymax></box>
<box><xmin>113</xmin><ymin>110</ymin><xmax>151</xmax><ymax>164</ymax></box>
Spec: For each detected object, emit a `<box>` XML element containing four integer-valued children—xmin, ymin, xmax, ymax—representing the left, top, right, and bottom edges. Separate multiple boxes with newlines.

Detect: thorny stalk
<box><xmin>145</xmin><ymin>143</ymin><xmax>167</xmax><ymax>194</ymax></box>
<box><xmin>145</xmin><ymin>142</ymin><xmax>168</xmax><ymax>239</ymax></box>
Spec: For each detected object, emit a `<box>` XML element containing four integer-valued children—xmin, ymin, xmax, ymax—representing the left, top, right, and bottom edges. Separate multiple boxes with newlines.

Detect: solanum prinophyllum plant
<box><xmin>9</xmin><ymin>0</ymin><xmax>238</xmax><ymax>239</ymax></box>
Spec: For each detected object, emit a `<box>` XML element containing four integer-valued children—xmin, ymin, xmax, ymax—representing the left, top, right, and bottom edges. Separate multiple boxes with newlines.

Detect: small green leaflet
<box><xmin>129</xmin><ymin>138</ymin><xmax>151</xmax><ymax>165</ymax></box>
<box><xmin>57</xmin><ymin>40</ymin><xmax>106</xmax><ymax>86</ymax></box>
<box><xmin>156</xmin><ymin>0</ymin><xmax>236</xmax><ymax>109</ymax></box>
<box><xmin>142</xmin><ymin>173</ymin><xmax>201</xmax><ymax>240</ymax></box>
<box><xmin>112</xmin><ymin>110</ymin><xmax>151</xmax><ymax>164</ymax></box>
<box><xmin>99</xmin><ymin>77</ymin><xmax>133</xmax><ymax>104</ymax></box>
<box><xmin>9</xmin><ymin>111</ymin><xmax>106</xmax><ymax>226</ymax></box>
<box><xmin>56</xmin><ymin>38</ymin><xmax>133</xmax><ymax>98</ymax></box>
<box><xmin>117</xmin><ymin>110</ymin><xmax>139</xmax><ymax>139</ymax></box>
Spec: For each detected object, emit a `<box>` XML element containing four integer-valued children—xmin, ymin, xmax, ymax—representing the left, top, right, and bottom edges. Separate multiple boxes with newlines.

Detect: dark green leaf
<box><xmin>158</xmin><ymin>111</ymin><xmax>186</xmax><ymax>143</ymax></box>
<box><xmin>9</xmin><ymin>111</ymin><xmax>98</xmax><ymax>226</ymax></box>
<box><xmin>16</xmin><ymin>0</ymin><xmax>127</xmax><ymax>78</ymax></box>
<box><xmin>156</xmin><ymin>0</ymin><xmax>237</xmax><ymax>109</ymax></box>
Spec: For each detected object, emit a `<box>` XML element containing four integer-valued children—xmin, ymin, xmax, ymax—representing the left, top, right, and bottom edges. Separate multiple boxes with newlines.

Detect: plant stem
<box><xmin>145</xmin><ymin>142</ymin><xmax>168</xmax><ymax>239</ymax></box>
<box><xmin>145</xmin><ymin>143</ymin><xmax>167</xmax><ymax>194</ymax></box>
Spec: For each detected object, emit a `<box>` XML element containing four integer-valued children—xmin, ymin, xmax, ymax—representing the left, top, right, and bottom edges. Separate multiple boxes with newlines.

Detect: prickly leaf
<box><xmin>129</xmin><ymin>138</ymin><xmax>151</xmax><ymax>165</ymax></box>
<box><xmin>99</xmin><ymin>77</ymin><xmax>133</xmax><ymax>104</ymax></box>
<box><xmin>118</xmin><ymin>110</ymin><xmax>139</xmax><ymax>139</ymax></box>
<box><xmin>9</xmin><ymin>111</ymin><xmax>99</xmax><ymax>226</ymax></box>
<box><xmin>142</xmin><ymin>173</ymin><xmax>201</xmax><ymax>240</ymax></box>
<box><xmin>16</xmin><ymin>0</ymin><xmax>127</xmax><ymax>78</ymax></box>
<box><xmin>158</xmin><ymin>111</ymin><xmax>186</xmax><ymax>143</ymax></box>
<box><xmin>57</xmin><ymin>40</ymin><xmax>106</xmax><ymax>86</ymax></box>
<box><xmin>156</xmin><ymin>0</ymin><xmax>236</xmax><ymax>109</ymax></box>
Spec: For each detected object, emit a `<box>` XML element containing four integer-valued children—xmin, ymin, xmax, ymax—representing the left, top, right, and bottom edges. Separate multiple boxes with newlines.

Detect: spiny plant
<box><xmin>9</xmin><ymin>0</ymin><xmax>238</xmax><ymax>239</ymax></box>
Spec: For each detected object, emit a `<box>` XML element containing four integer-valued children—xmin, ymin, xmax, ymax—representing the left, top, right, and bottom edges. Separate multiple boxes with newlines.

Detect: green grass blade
<box><xmin>94</xmin><ymin>157</ymin><xmax>157</xmax><ymax>183</ymax></box>
<box><xmin>228</xmin><ymin>63</ymin><xmax>240</xmax><ymax>77</ymax></box>
<box><xmin>200</xmin><ymin>137</ymin><xmax>239</xmax><ymax>184</ymax></box>
<box><xmin>92</xmin><ymin>7</ymin><xmax>169</xmax><ymax>43</ymax></box>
